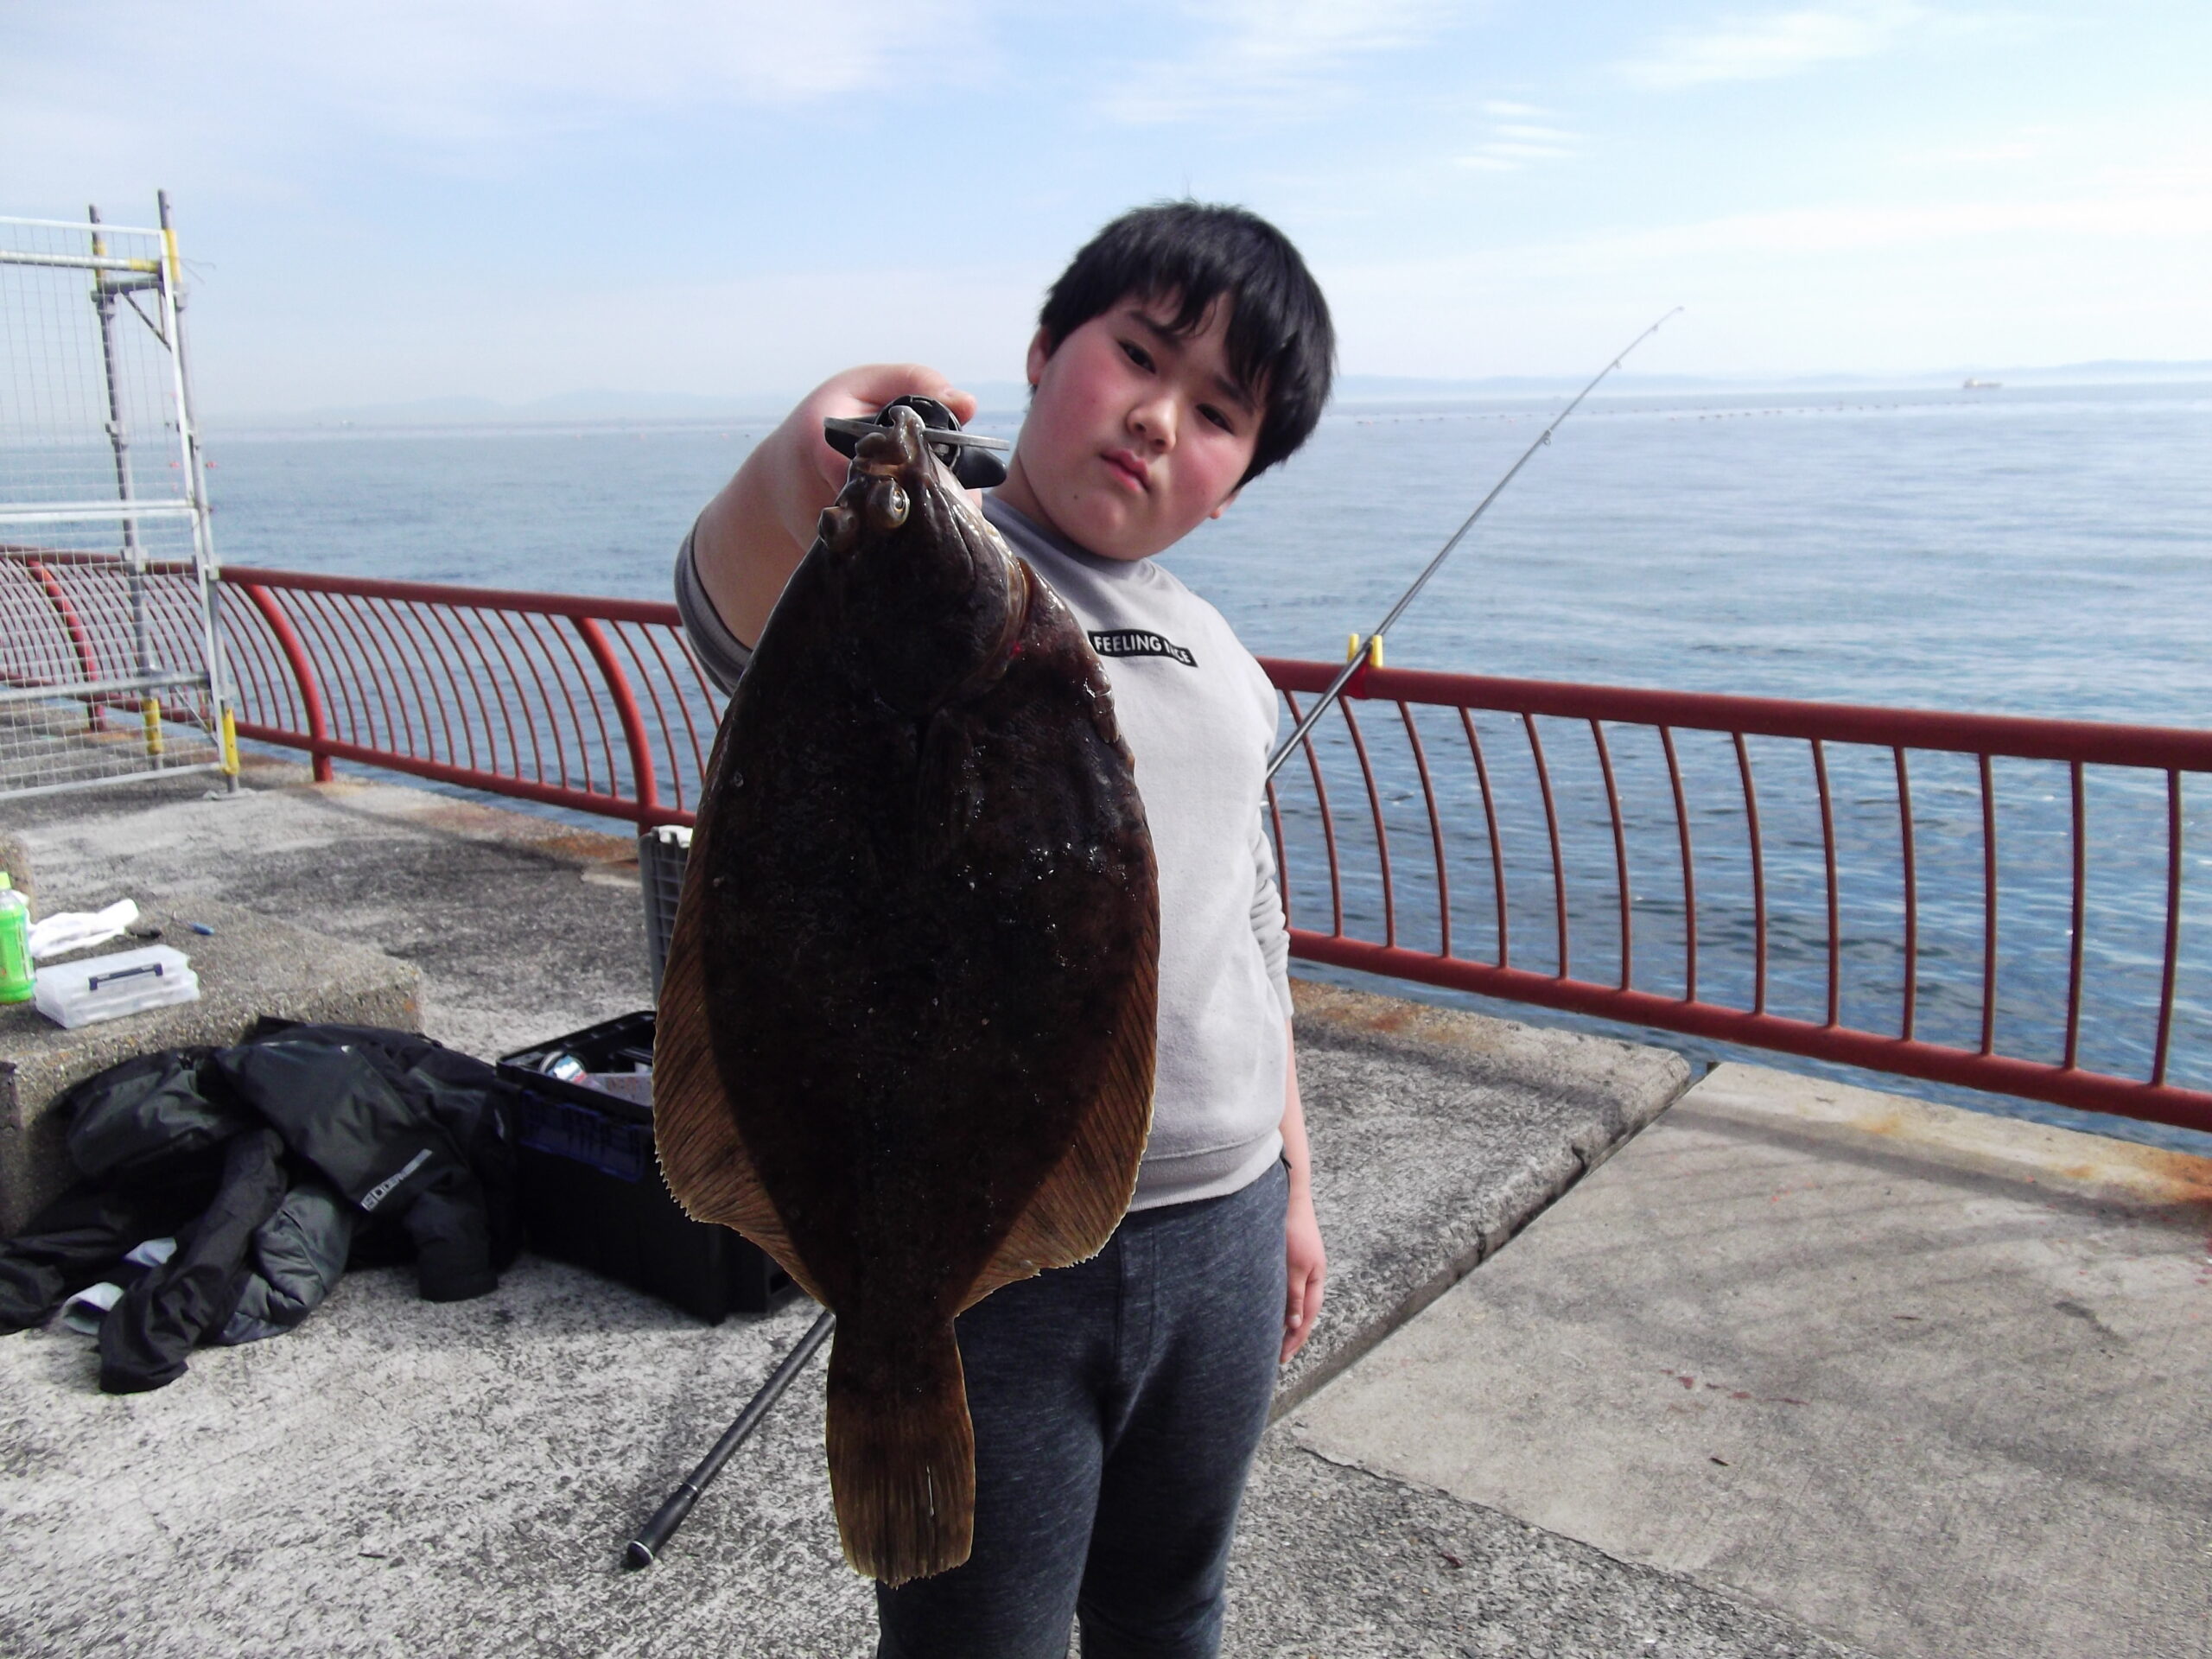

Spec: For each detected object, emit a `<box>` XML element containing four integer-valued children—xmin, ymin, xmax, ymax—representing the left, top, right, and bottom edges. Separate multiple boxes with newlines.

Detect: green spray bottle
<box><xmin>0</xmin><ymin>873</ymin><xmax>30</xmax><ymax>1003</ymax></box>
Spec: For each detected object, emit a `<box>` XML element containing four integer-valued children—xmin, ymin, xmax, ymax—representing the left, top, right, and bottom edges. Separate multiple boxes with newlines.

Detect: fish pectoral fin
<box><xmin>913</xmin><ymin>707</ymin><xmax>984</xmax><ymax>867</ymax></box>
<box><xmin>963</xmin><ymin>898</ymin><xmax>1160</xmax><ymax>1306</ymax></box>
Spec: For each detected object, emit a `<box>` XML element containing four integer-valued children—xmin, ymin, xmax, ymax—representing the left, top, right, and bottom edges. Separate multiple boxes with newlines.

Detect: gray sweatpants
<box><xmin>874</xmin><ymin>1160</ymin><xmax>1288</xmax><ymax>1659</ymax></box>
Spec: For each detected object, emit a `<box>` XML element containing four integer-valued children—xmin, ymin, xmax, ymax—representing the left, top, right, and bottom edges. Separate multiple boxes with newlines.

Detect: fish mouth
<box><xmin>853</xmin><ymin>404</ymin><xmax>943</xmax><ymax>482</ymax></box>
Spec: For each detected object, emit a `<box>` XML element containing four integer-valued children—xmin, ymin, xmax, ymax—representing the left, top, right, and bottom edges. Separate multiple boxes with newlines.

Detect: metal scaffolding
<box><xmin>0</xmin><ymin>192</ymin><xmax>237</xmax><ymax>799</ymax></box>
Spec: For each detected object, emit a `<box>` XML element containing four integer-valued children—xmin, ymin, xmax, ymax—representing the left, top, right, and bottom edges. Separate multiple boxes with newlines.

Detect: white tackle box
<box><xmin>35</xmin><ymin>944</ymin><xmax>200</xmax><ymax>1028</ymax></box>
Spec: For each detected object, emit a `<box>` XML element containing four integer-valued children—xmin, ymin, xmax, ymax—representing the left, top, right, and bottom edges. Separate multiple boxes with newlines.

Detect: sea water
<box><xmin>207</xmin><ymin>382</ymin><xmax>2212</xmax><ymax>725</ymax></box>
<box><xmin>201</xmin><ymin>382</ymin><xmax>2212</xmax><ymax>1150</ymax></box>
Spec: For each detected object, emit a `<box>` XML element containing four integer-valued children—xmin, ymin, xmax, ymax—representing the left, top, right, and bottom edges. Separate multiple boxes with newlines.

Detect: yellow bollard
<box><xmin>219</xmin><ymin>709</ymin><xmax>240</xmax><ymax>776</ymax></box>
<box><xmin>140</xmin><ymin>697</ymin><xmax>164</xmax><ymax>759</ymax></box>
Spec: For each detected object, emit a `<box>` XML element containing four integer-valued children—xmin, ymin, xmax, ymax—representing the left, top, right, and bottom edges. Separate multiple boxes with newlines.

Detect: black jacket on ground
<box><xmin>213</xmin><ymin>1025</ymin><xmax>520</xmax><ymax>1302</ymax></box>
<box><xmin>97</xmin><ymin>1126</ymin><xmax>289</xmax><ymax>1393</ymax></box>
<box><xmin>0</xmin><ymin>1025</ymin><xmax>519</xmax><ymax>1392</ymax></box>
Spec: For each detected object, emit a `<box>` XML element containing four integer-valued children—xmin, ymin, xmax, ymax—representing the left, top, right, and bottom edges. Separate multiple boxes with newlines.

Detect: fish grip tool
<box><xmin>824</xmin><ymin>394</ymin><xmax>1009</xmax><ymax>488</ymax></box>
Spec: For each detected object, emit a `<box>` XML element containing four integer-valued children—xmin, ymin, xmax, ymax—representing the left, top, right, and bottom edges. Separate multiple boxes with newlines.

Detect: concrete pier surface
<box><xmin>1294</xmin><ymin>1063</ymin><xmax>2212</xmax><ymax>1659</ymax></box>
<box><xmin>3</xmin><ymin>767</ymin><xmax>2198</xmax><ymax>1656</ymax></box>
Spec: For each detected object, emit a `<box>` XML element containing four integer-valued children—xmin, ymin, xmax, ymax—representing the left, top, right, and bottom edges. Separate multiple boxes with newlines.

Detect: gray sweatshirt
<box><xmin>673</xmin><ymin>494</ymin><xmax>1291</xmax><ymax>1210</ymax></box>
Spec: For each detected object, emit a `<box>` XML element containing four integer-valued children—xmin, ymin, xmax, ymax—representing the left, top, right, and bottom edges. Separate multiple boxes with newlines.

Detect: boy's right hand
<box><xmin>694</xmin><ymin>365</ymin><xmax>979</xmax><ymax>651</ymax></box>
<box><xmin>784</xmin><ymin>365</ymin><xmax>979</xmax><ymax>539</ymax></box>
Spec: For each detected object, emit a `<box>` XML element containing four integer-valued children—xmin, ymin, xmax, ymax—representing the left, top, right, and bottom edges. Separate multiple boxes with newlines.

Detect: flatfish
<box><xmin>654</xmin><ymin>405</ymin><xmax>1159</xmax><ymax>1584</ymax></box>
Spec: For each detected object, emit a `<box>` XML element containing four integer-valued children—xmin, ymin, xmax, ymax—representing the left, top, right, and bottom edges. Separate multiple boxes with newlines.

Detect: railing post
<box><xmin>26</xmin><ymin>558</ymin><xmax>105</xmax><ymax>729</ymax></box>
<box><xmin>574</xmin><ymin>615</ymin><xmax>660</xmax><ymax>827</ymax></box>
<box><xmin>237</xmin><ymin>580</ymin><xmax>334</xmax><ymax>782</ymax></box>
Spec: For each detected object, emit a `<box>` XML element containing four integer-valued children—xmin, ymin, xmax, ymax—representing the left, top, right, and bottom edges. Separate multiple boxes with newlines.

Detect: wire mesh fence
<box><xmin>0</xmin><ymin>203</ymin><xmax>232</xmax><ymax>798</ymax></box>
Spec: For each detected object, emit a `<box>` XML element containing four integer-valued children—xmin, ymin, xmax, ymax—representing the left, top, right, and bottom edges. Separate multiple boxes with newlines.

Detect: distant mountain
<box><xmin>1992</xmin><ymin>359</ymin><xmax>2212</xmax><ymax>383</ymax></box>
<box><xmin>213</xmin><ymin>360</ymin><xmax>2210</xmax><ymax>431</ymax></box>
<box><xmin>220</xmin><ymin>387</ymin><xmax>793</xmax><ymax>430</ymax></box>
<box><xmin>1335</xmin><ymin>372</ymin><xmax>1714</xmax><ymax>399</ymax></box>
<box><xmin>518</xmin><ymin>388</ymin><xmax>789</xmax><ymax>421</ymax></box>
<box><xmin>1333</xmin><ymin>360</ymin><xmax>2212</xmax><ymax>403</ymax></box>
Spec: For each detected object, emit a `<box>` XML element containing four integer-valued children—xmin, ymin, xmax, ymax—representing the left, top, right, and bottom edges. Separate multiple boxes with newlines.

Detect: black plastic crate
<box><xmin>499</xmin><ymin>1010</ymin><xmax>794</xmax><ymax>1324</ymax></box>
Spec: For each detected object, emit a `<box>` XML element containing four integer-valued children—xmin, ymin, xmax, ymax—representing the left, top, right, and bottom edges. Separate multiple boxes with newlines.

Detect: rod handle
<box><xmin>625</xmin><ymin>1483</ymin><xmax>702</xmax><ymax>1570</ymax></box>
<box><xmin>619</xmin><ymin>1308</ymin><xmax>836</xmax><ymax>1569</ymax></box>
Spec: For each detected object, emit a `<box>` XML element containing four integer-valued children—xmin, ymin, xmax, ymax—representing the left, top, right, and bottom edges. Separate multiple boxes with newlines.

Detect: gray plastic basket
<box><xmin>639</xmin><ymin>824</ymin><xmax>691</xmax><ymax>995</ymax></box>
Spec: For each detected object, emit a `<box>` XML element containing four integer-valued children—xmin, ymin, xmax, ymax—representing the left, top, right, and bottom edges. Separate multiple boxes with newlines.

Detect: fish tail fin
<box><xmin>824</xmin><ymin>1313</ymin><xmax>975</xmax><ymax>1585</ymax></box>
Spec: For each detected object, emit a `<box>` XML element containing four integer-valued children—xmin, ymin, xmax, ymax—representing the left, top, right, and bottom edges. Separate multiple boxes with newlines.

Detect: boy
<box><xmin>673</xmin><ymin>201</ymin><xmax>1332</xmax><ymax>1658</ymax></box>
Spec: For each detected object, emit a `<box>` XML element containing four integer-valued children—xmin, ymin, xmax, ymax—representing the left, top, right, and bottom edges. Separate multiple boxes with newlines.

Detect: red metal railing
<box><xmin>8</xmin><ymin>553</ymin><xmax>2207</xmax><ymax>1135</ymax></box>
<box><xmin>218</xmin><ymin>567</ymin><xmax>717</xmax><ymax>827</ymax></box>
<box><xmin>1261</xmin><ymin>659</ymin><xmax>2209</xmax><ymax>1135</ymax></box>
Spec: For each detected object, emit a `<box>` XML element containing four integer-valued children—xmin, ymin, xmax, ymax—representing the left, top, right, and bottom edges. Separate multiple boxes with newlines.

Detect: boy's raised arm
<box><xmin>690</xmin><ymin>364</ymin><xmax>977</xmax><ymax>649</ymax></box>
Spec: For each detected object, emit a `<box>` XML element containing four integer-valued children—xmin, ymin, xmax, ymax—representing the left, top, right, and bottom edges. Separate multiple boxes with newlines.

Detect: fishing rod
<box><xmin>625</xmin><ymin>1306</ymin><xmax>836</xmax><ymax>1568</ymax></box>
<box><xmin>1263</xmin><ymin>307</ymin><xmax>1681</xmax><ymax>785</ymax></box>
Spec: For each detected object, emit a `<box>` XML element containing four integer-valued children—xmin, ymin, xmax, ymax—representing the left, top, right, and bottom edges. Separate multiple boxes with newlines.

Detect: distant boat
<box><xmin>1961</xmin><ymin>378</ymin><xmax>2002</xmax><ymax>390</ymax></box>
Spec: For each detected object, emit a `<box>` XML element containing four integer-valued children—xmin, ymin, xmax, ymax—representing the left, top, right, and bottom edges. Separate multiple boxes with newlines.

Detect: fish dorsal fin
<box><xmin>961</xmin><ymin>896</ymin><xmax>1158</xmax><ymax>1307</ymax></box>
<box><xmin>653</xmin><ymin>728</ymin><xmax>823</xmax><ymax>1306</ymax></box>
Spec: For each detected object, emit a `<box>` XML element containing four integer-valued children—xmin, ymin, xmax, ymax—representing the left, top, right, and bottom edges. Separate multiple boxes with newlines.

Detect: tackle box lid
<box><xmin>35</xmin><ymin>944</ymin><xmax>200</xmax><ymax>1029</ymax></box>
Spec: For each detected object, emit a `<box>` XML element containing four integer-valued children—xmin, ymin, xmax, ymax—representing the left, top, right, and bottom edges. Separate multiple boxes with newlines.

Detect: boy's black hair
<box><xmin>1038</xmin><ymin>201</ymin><xmax>1334</xmax><ymax>485</ymax></box>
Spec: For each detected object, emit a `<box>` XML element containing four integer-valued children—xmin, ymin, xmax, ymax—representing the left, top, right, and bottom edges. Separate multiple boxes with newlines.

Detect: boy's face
<box><xmin>996</xmin><ymin>294</ymin><xmax>1262</xmax><ymax>563</ymax></box>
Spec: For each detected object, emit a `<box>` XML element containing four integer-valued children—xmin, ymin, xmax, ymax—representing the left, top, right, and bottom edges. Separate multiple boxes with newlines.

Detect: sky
<box><xmin>4</xmin><ymin>1</ymin><xmax>2208</xmax><ymax>416</ymax></box>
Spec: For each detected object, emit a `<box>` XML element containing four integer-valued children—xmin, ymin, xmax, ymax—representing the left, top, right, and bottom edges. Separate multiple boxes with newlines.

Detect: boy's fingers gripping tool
<box><xmin>824</xmin><ymin>394</ymin><xmax>1009</xmax><ymax>489</ymax></box>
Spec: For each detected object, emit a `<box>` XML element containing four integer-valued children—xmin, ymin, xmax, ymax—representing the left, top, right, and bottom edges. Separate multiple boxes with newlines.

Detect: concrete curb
<box><xmin>1685</xmin><ymin>1060</ymin><xmax>2212</xmax><ymax>1211</ymax></box>
<box><xmin>1280</xmin><ymin>979</ymin><xmax>1696</xmax><ymax>1413</ymax></box>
